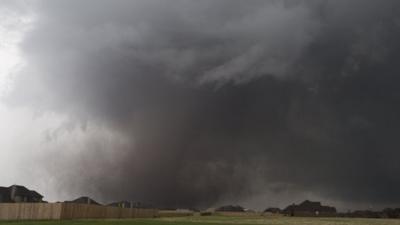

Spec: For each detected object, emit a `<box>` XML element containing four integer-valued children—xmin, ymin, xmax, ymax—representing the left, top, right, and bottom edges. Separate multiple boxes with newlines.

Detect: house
<box><xmin>264</xmin><ymin>207</ymin><xmax>281</xmax><ymax>214</ymax></box>
<box><xmin>0</xmin><ymin>187</ymin><xmax>11</xmax><ymax>203</ymax></box>
<box><xmin>108</xmin><ymin>201</ymin><xmax>153</xmax><ymax>208</ymax></box>
<box><xmin>383</xmin><ymin>208</ymin><xmax>400</xmax><ymax>218</ymax></box>
<box><xmin>216</xmin><ymin>205</ymin><xmax>245</xmax><ymax>212</ymax></box>
<box><xmin>65</xmin><ymin>196</ymin><xmax>101</xmax><ymax>205</ymax></box>
<box><xmin>0</xmin><ymin>185</ymin><xmax>43</xmax><ymax>203</ymax></box>
<box><xmin>283</xmin><ymin>200</ymin><xmax>336</xmax><ymax>217</ymax></box>
<box><xmin>108</xmin><ymin>201</ymin><xmax>132</xmax><ymax>208</ymax></box>
<box><xmin>349</xmin><ymin>210</ymin><xmax>384</xmax><ymax>218</ymax></box>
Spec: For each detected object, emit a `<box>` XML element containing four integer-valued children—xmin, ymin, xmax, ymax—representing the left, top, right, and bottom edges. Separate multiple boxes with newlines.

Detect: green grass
<box><xmin>0</xmin><ymin>215</ymin><xmax>400</xmax><ymax>225</ymax></box>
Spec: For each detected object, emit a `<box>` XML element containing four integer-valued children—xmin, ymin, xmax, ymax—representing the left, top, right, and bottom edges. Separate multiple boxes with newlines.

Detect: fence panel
<box><xmin>0</xmin><ymin>203</ymin><xmax>158</xmax><ymax>220</ymax></box>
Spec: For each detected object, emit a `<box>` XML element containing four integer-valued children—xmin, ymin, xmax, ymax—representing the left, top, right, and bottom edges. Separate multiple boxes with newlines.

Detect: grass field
<box><xmin>0</xmin><ymin>215</ymin><xmax>400</xmax><ymax>225</ymax></box>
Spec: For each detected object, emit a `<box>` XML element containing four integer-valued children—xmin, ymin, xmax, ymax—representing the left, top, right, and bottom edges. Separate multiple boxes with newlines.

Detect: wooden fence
<box><xmin>0</xmin><ymin>203</ymin><xmax>158</xmax><ymax>220</ymax></box>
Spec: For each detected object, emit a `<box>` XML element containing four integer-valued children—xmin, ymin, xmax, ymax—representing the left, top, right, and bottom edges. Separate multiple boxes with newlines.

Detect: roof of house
<box><xmin>30</xmin><ymin>190</ymin><xmax>44</xmax><ymax>198</ymax></box>
<box><xmin>299</xmin><ymin>200</ymin><xmax>322</xmax><ymax>209</ymax></box>
<box><xmin>0</xmin><ymin>187</ymin><xmax>9</xmax><ymax>194</ymax></box>
<box><xmin>264</xmin><ymin>207</ymin><xmax>281</xmax><ymax>213</ymax></box>
<box><xmin>9</xmin><ymin>185</ymin><xmax>43</xmax><ymax>198</ymax></box>
<box><xmin>66</xmin><ymin>196</ymin><xmax>101</xmax><ymax>205</ymax></box>
<box><xmin>283</xmin><ymin>200</ymin><xmax>336</xmax><ymax>213</ymax></box>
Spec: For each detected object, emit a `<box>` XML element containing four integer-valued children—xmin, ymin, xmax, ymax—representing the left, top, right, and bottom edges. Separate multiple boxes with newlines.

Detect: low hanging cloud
<box><xmin>2</xmin><ymin>0</ymin><xmax>400</xmax><ymax>210</ymax></box>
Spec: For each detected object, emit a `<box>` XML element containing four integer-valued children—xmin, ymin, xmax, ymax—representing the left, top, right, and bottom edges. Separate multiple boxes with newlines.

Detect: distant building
<box><xmin>283</xmin><ymin>200</ymin><xmax>336</xmax><ymax>217</ymax></box>
<box><xmin>0</xmin><ymin>185</ymin><xmax>43</xmax><ymax>203</ymax></box>
<box><xmin>108</xmin><ymin>201</ymin><xmax>131</xmax><ymax>208</ymax></box>
<box><xmin>108</xmin><ymin>201</ymin><xmax>153</xmax><ymax>208</ymax></box>
<box><xmin>349</xmin><ymin>210</ymin><xmax>384</xmax><ymax>218</ymax></box>
<box><xmin>383</xmin><ymin>208</ymin><xmax>400</xmax><ymax>218</ymax></box>
<box><xmin>216</xmin><ymin>205</ymin><xmax>245</xmax><ymax>212</ymax></box>
<box><xmin>65</xmin><ymin>196</ymin><xmax>101</xmax><ymax>205</ymax></box>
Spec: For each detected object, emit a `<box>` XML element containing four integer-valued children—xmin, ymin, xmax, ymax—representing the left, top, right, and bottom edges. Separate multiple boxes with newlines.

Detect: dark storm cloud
<box><xmin>7</xmin><ymin>0</ymin><xmax>400</xmax><ymax>209</ymax></box>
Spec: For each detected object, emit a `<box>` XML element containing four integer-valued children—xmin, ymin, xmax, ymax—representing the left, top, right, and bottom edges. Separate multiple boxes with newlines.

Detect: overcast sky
<box><xmin>1</xmin><ymin>0</ymin><xmax>400</xmax><ymax>211</ymax></box>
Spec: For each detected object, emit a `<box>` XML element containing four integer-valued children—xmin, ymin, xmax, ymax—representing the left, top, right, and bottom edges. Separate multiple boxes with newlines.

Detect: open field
<box><xmin>1</xmin><ymin>215</ymin><xmax>400</xmax><ymax>225</ymax></box>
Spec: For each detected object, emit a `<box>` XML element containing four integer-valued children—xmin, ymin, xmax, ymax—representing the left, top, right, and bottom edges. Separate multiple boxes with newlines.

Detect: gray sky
<box><xmin>1</xmin><ymin>0</ymin><xmax>400</xmax><ymax>211</ymax></box>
